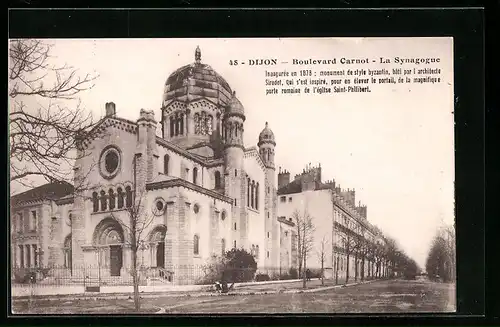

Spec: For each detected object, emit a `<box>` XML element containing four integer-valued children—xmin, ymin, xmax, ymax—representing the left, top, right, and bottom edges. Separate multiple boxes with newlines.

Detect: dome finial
<box><xmin>195</xmin><ymin>46</ymin><xmax>201</xmax><ymax>63</ymax></box>
<box><xmin>265</xmin><ymin>121</ymin><xmax>268</xmax><ymax>127</ymax></box>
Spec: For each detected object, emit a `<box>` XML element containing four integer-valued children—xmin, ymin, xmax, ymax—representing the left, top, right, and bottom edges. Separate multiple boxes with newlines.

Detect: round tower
<box><xmin>258</xmin><ymin>122</ymin><xmax>278</xmax><ymax>267</ymax></box>
<box><xmin>258</xmin><ymin>122</ymin><xmax>276</xmax><ymax>169</ymax></box>
<box><xmin>223</xmin><ymin>92</ymin><xmax>246</xmax><ymax>249</ymax></box>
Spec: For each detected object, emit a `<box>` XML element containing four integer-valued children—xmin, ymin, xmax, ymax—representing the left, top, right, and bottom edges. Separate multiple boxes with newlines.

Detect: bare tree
<box><xmin>9</xmin><ymin>39</ymin><xmax>98</xmax><ymax>191</ymax></box>
<box><xmin>317</xmin><ymin>236</ymin><xmax>328</xmax><ymax>286</ymax></box>
<box><xmin>355</xmin><ymin>230</ymin><xmax>370</xmax><ymax>281</ymax></box>
<box><xmin>292</xmin><ymin>209</ymin><xmax>315</xmax><ymax>289</ymax></box>
<box><xmin>384</xmin><ymin>237</ymin><xmax>398</xmax><ymax>278</ymax></box>
<box><xmin>108</xmin><ymin>159</ymin><xmax>154</xmax><ymax>311</ymax></box>
<box><xmin>366</xmin><ymin>239</ymin><xmax>378</xmax><ymax>279</ymax></box>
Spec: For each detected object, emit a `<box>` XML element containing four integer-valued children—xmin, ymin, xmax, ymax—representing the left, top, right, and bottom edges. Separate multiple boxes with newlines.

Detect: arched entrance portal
<box><xmin>93</xmin><ymin>218</ymin><xmax>125</xmax><ymax>276</ymax></box>
<box><xmin>149</xmin><ymin>225</ymin><xmax>167</xmax><ymax>268</ymax></box>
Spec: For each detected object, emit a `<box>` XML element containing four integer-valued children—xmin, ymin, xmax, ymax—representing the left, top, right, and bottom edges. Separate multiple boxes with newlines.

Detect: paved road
<box><xmin>12</xmin><ymin>279</ymin><xmax>455</xmax><ymax>314</ymax></box>
<box><xmin>154</xmin><ymin>279</ymin><xmax>455</xmax><ymax>313</ymax></box>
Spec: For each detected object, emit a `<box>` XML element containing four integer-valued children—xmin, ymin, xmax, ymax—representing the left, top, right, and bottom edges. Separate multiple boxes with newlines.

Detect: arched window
<box><xmin>233</xmin><ymin>240</ymin><xmax>236</xmax><ymax>248</ymax></box>
<box><xmin>214</xmin><ymin>171</ymin><xmax>221</xmax><ymax>188</ymax></box>
<box><xmin>170</xmin><ymin>117</ymin><xmax>174</xmax><ymax>137</ymax></box>
<box><xmin>221</xmin><ymin>238</ymin><xmax>226</xmax><ymax>255</ymax></box>
<box><xmin>180</xmin><ymin>113</ymin><xmax>184</xmax><ymax>135</ymax></box>
<box><xmin>193</xmin><ymin>167</ymin><xmax>198</xmax><ymax>185</ymax></box>
<box><xmin>108</xmin><ymin>189</ymin><xmax>116</xmax><ymax>210</ymax></box>
<box><xmin>194</xmin><ymin>113</ymin><xmax>200</xmax><ymax>134</ymax></box>
<box><xmin>234</xmin><ymin>222</ymin><xmax>237</xmax><ymax>231</ymax></box>
<box><xmin>207</xmin><ymin>115</ymin><xmax>213</xmax><ymax>135</ymax></box>
<box><xmin>247</xmin><ymin>178</ymin><xmax>250</xmax><ymax>206</ymax></box>
<box><xmin>92</xmin><ymin>192</ymin><xmax>99</xmax><ymax>212</ymax></box>
<box><xmin>125</xmin><ymin>186</ymin><xmax>133</xmax><ymax>208</ymax></box>
<box><xmin>175</xmin><ymin>114</ymin><xmax>180</xmax><ymax>136</ymax></box>
<box><xmin>164</xmin><ymin>154</ymin><xmax>169</xmax><ymax>175</ymax></box>
<box><xmin>117</xmin><ymin>187</ymin><xmax>124</xmax><ymax>209</ymax></box>
<box><xmin>100</xmin><ymin>190</ymin><xmax>107</xmax><ymax>211</ymax></box>
<box><xmin>193</xmin><ymin>234</ymin><xmax>199</xmax><ymax>255</ymax></box>
<box><xmin>255</xmin><ymin>183</ymin><xmax>259</xmax><ymax>210</ymax></box>
<box><xmin>251</xmin><ymin>181</ymin><xmax>255</xmax><ymax>208</ymax></box>
<box><xmin>201</xmin><ymin>112</ymin><xmax>207</xmax><ymax>135</ymax></box>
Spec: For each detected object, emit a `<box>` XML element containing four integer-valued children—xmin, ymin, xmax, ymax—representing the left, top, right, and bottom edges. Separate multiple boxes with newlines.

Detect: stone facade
<box><xmin>10</xmin><ymin>48</ymin><xmax>283</xmax><ymax>285</ymax></box>
<box><xmin>277</xmin><ymin>164</ymin><xmax>389</xmax><ymax>281</ymax></box>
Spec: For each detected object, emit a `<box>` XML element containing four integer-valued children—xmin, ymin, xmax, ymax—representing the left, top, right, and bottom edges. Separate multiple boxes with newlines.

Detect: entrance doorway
<box><xmin>109</xmin><ymin>245</ymin><xmax>123</xmax><ymax>276</ymax></box>
<box><xmin>156</xmin><ymin>242</ymin><xmax>165</xmax><ymax>268</ymax></box>
<box><xmin>92</xmin><ymin>217</ymin><xmax>125</xmax><ymax>277</ymax></box>
<box><xmin>149</xmin><ymin>225</ymin><xmax>167</xmax><ymax>268</ymax></box>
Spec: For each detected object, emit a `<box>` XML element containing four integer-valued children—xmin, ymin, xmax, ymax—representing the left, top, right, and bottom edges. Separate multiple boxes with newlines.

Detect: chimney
<box><xmin>105</xmin><ymin>102</ymin><xmax>116</xmax><ymax>117</ymax></box>
<box><xmin>278</xmin><ymin>168</ymin><xmax>290</xmax><ymax>189</ymax></box>
<box><xmin>301</xmin><ymin>172</ymin><xmax>316</xmax><ymax>192</ymax></box>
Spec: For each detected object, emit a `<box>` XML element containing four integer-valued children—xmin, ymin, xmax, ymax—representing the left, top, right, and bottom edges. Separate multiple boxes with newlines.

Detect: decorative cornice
<box><xmin>55</xmin><ymin>197</ymin><xmax>74</xmax><ymax>205</ymax></box>
<box><xmin>146</xmin><ymin>178</ymin><xmax>233</xmax><ymax>204</ymax></box>
<box><xmin>82</xmin><ymin>116</ymin><xmax>138</xmax><ymax>149</ymax></box>
<box><xmin>244</xmin><ymin>148</ymin><xmax>266</xmax><ymax>171</ymax></box>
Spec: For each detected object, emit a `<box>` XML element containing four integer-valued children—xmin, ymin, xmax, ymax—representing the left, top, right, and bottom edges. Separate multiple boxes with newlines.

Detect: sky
<box><xmin>10</xmin><ymin>38</ymin><xmax>455</xmax><ymax>269</ymax></box>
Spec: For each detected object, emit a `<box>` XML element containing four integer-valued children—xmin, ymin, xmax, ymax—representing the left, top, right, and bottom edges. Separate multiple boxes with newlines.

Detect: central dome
<box><xmin>163</xmin><ymin>46</ymin><xmax>233</xmax><ymax>107</ymax></box>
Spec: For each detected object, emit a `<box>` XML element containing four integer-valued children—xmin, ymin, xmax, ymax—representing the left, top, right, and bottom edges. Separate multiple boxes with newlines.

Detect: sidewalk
<box><xmin>12</xmin><ymin>277</ymin><xmax>316</xmax><ymax>299</ymax></box>
<box><xmin>12</xmin><ymin>278</ymin><xmax>381</xmax><ymax>302</ymax></box>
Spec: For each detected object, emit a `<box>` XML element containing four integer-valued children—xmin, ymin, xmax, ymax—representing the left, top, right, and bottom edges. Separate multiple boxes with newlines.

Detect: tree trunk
<box><xmin>321</xmin><ymin>257</ymin><xmax>324</xmax><ymax>286</ymax></box>
<box><xmin>132</xmin><ymin>248</ymin><xmax>140</xmax><ymax>311</ymax></box>
<box><xmin>298</xmin><ymin>260</ymin><xmax>302</xmax><ymax>279</ymax></box>
<box><xmin>345</xmin><ymin>254</ymin><xmax>350</xmax><ymax>284</ymax></box>
<box><xmin>354</xmin><ymin>254</ymin><xmax>358</xmax><ymax>282</ymax></box>
<box><xmin>302</xmin><ymin>256</ymin><xmax>307</xmax><ymax>289</ymax></box>
<box><xmin>361</xmin><ymin>257</ymin><xmax>365</xmax><ymax>281</ymax></box>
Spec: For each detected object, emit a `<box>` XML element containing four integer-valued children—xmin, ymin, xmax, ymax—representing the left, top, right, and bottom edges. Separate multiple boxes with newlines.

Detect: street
<box><xmin>12</xmin><ymin>278</ymin><xmax>455</xmax><ymax>314</ymax></box>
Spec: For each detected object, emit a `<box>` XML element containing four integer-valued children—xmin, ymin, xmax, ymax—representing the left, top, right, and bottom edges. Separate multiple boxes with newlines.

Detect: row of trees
<box><xmin>425</xmin><ymin>224</ymin><xmax>456</xmax><ymax>282</ymax></box>
<box><xmin>334</xmin><ymin>218</ymin><xmax>420</xmax><ymax>283</ymax></box>
<box><xmin>291</xmin><ymin>206</ymin><xmax>421</xmax><ymax>288</ymax></box>
<box><xmin>9</xmin><ymin>39</ymin><xmax>425</xmax><ymax>313</ymax></box>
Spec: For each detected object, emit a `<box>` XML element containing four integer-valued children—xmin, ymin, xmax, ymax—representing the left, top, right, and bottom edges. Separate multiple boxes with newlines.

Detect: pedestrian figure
<box><xmin>306</xmin><ymin>269</ymin><xmax>311</xmax><ymax>281</ymax></box>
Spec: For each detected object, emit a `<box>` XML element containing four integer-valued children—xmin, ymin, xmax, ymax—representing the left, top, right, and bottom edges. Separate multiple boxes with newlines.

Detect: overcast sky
<box><xmin>11</xmin><ymin>38</ymin><xmax>454</xmax><ymax>269</ymax></box>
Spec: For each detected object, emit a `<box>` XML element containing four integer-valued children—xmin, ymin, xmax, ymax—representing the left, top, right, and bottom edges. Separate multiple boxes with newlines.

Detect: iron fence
<box><xmin>11</xmin><ymin>264</ymin><xmax>382</xmax><ymax>288</ymax></box>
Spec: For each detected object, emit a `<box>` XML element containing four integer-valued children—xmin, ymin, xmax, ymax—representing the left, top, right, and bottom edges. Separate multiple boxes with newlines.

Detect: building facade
<box><xmin>10</xmin><ymin>47</ymin><xmax>280</xmax><ymax>284</ymax></box>
<box><xmin>10</xmin><ymin>47</ymin><xmax>392</xmax><ymax>285</ymax></box>
<box><xmin>277</xmin><ymin>164</ymin><xmax>389</xmax><ymax>281</ymax></box>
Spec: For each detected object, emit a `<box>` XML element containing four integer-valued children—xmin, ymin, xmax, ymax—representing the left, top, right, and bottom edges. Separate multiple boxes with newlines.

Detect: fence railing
<box><xmin>11</xmin><ymin>264</ymin><xmax>386</xmax><ymax>287</ymax></box>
